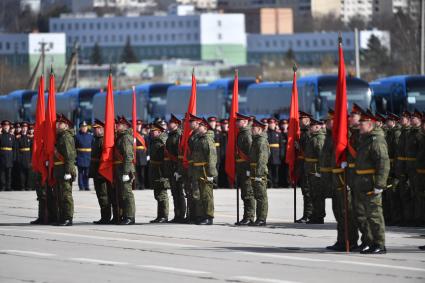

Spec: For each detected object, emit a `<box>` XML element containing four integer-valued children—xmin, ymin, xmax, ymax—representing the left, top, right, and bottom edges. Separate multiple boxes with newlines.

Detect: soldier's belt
<box><xmin>136</xmin><ymin>146</ymin><xmax>145</xmax><ymax>150</ymax></box>
<box><xmin>178</xmin><ymin>155</ymin><xmax>183</xmax><ymax>160</ymax></box>
<box><xmin>113</xmin><ymin>161</ymin><xmax>123</xmax><ymax>164</ymax></box>
<box><xmin>397</xmin><ymin>157</ymin><xmax>416</xmax><ymax>161</ymax></box>
<box><xmin>348</xmin><ymin>163</ymin><xmax>355</xmax><ymax>168</ymax></box>
<box><xmin>297</xmin><ymin>156</ymin><xmax>305</xmax><ymax>160</ymax></box>
<box><xmin>236</xmin><ymin>158</ymin><xmax>248</xmax><ymax>163</ymax></box>
<box><xmin>215</xmin><ymin>143</ymin><xmax>220</xmax><ymax>147</ymax></box>
<box><xmin>250</xmin><ymin>163</ymin><xmax>257</xmax><ymax>167</ymax></box>
<box><xmin>164</xmin><ymin>157</ymin><xmax>171</xmax><ymax>161</ymax></box>
<box><xmin>0</xmin><ymin>147</ymin><xmax>12</xmax><ymax>151</ymax></box>
<box><xmin>269</xmin><ymin>143</ymin><xmax>280</xmax><ymax>148</ymax></box>
<box><xmin>417</xmin><ymin>168</ymin><xmax>425</xmax><ymax>174</ymax></box>
<box><xmin>150</xmin><ymin>160</ymin><xmax>163</xmax><ymax>165</ymax></box>
<box><xmin>77</xmin><ymin>148</ymin><xmax>92</xmax><ymax>152</ymax></box>
<box><xmin>305</xmin><ymin>158</ymin><xmax>318</xmax><ymax>163</ymax></box>
<box><xmin>54</xmin><ymin>161</ymin><xmax>64</xmax><ymax>165</ymax></box>
<box><xmin>193</xmin><ymin>162</ymin><xmax>207</xmax><ymax>167</ymax></box>
<box><xmin>332</xmin><ymin>168</ymin><xmax>344</xmax><ymax>174</ymax></box>
<box><xmin>356</xmin><ymin>169</ymin><xmax>376</xmax><ymax>175</ymax></box>
<box><xmin>19</xmin><ymin>147</ymin><xmax>31</xmax><ymax>152</ymax></box>
<box><xmin>319</xmin><ymin>167</ymin><xmax>333</xmax><ymax>173</ymax></box>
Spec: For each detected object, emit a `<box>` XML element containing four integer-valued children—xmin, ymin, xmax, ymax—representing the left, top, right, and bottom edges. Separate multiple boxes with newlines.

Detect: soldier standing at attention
<box><xmin>295</xmin><ymin>111</ymin><xmax>312</xmax><ymax>223</ymax></box>
<box><xmin>165</xmin><ymin>114</ymin><xmax>186</xmax><ymax>223</ymax></box>
<box><xmin>235</xmin><ymin>113</ymin><xmax>254</xmax><ymax>225</ymax></box>
<box><xmin>114</xmin><ymin>116</ymin><xmax>136</xmax><ymax>225</ymax></box>
<box><xmin>135</xmin><ymin>120</ymin><xmax>148</xmax><ymax>190</ymax></box>
<box><xmin>149</xmin><ymin>120</ymin><xmax>170</xmax><ymax>223</ymax></box>
<box><xmin>75</xmin><ymin>121</ymin><xmax>93</xmax><ymax>191</ymax></box>
<box><xmin>415</xmin><ymin>115</ymin><xmax>425</xmax><ymax>226</ymax></box>
<box><xmin>208</xmin><ymin>116</ymin><xmax>221</xmax><ymax>178</ymax></box>
<box><xmin>279</xmin><ymin>119</ymin><xmax>289</xmax><ymax>187</ymax></box>
<box><xmin>189</xmin><ymin>117</ymin><xmax>217</xmax><ymax>225</ymax></box>
<box><xmin>249</xmin><ymin>119</ymin><xmax>270</xmax><ymax>226</ymax></box>
<box><xmin>303</xmin><ymin>118</ymin><xmax>325</xmax><ymax>224</ymax></box>
<box><xmin>90</xmin><ymin>119</ymin><xmax>114</xmax><ymax>224</ymax></box>
<box><xmin>54</xmin><ymin>115</ymin><xmax>77</xmax><ymax>226</ymax></box>
<box><xmin>16</xmin><ymin>122</ymin><xmax>33</xmax><ymax>191</ymax></box>
<box><xmin>267</xmin><ymin>117</ymin><xmax>281</xmax><ymax>188</ymax></box>
<box><xmin>218</xmin><ymin>119</ymin><xmax>229</xmax><ymax>188</ymax></box>
<box><xmin>354</xmin><ymin>112</ymin><xmax>389</xmax><ymax>254</ymax></box>
<box><xmin>0</xmin><ymin>120</ymin><xmax>15</xmax><ymax>191</ymax></box>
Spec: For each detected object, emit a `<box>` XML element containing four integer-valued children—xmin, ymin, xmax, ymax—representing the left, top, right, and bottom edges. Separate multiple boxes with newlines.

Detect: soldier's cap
<box><xmin>14</xmin><ymin>122</ymin><xmax>21</xmax><ymax>127</ymax></box>
<box><xmin>150</xmin><ymin>122</ymin><xmax>166</xmax><ymax>132</ymax></box>
<box><xmin>325</xmin><ymin>108</ymin><xmax>335</xmax><ymax>120</ymax></box>
<box><xmin>117</xmin><ymin>116</ymin><xmax>131</xmax><ymax>127</ymax></box>
<box><xmin>279</xmin><ymin>119</ymin><xmax>288</xmax><ymax>124</ymax></box>
<box><xmin>252</xmin><ymin>119</ymin><xmax>267</xmax><ymax>128</ymax></box>
<box><xmin>189</xmin><ymin>113</ymin><xmax>203</xmax><ymax>122</ymax></box>
<box><xmin>21</xmin><ymin>121</ymin><xmax>29</xmax><ymax>127</ymax></box>
<box><xmin>199</xmin><ymin>118</ymin><xmax>213</xmax><ymax>131</ymax></box>
<box><xmin>310</xmin><ymin>118</ymin><xmax>324</xmax><ymax>126</ymax></box>
<box><xmin>386</xmin><ymin>112</ymin><xmax>399</xmax><ymax>121</ymax></box>
<box><xmin>92</xmin><ymin>119</ymin><xmax>105</xmax><ymax>128</ymax></box>
<box><xmin>375</xmin><ymin>112</ymin><xmax>386</xmax><ymax>123</ymax></box>
<box><xmin>29</xmin><ymin>124</ymin><xmax>34</xmax><ymax>129</ymax></box>
<box><xmin>268</xmin><ymin>117</ymin><xmax>277</xmax><ymax>123</ymax></box>
<box><xmin>207</xmin><ymin>116</ymin><xmax>217</xmax><ymax>122</ymax></box>
<box><xmin>236</xmin><ymin>112</ymin><xmax>251</xmax><ymax>121</ymax></box>
<box><xmin>220</xmin><ymin>119</ymin><xmax>229</xmax><ymax>124</ymax></box>
<box><xmin>136</xmin><ymin>119</ymin><xmax>143</xmax><ymax>125</ymax></box>
<box><xmin>57</xmin><ymin>114</ymin><xmax>74</xmax><ymax>127</ymax></box>
<box><xmin>401</xmin><ymin>111</ymin><xmax>411</xmax><ymax>118</ymax></box>
<box><xmin>350</xmin><ymin>103</ymin><xmax>364</xmax><ymax>115</ymax></box>
<box><xmin>169</xmin><ymin>114</ymin><xmax>181</xmax><ymax>125</ymax></box>
<box><xmin>1</xmin><ymin>120</ymin><xmax>11</xmax><ymax>126</ymax></box>
<box><xmin>79</xmin><ymin>120</ymin><xmax>88</xmax><ymax>127</ymax></box>
<box><xmin>412</xmin><ymin>109</ymin><xmax>423</xmax><ymax>119</ymax></box>
<box><xmin>299</xmin><ymin>111</ymin><xmax>312</xmax><ymax>118</ymax></box>
<box><xmin>359</xmin><ymin>111</ymin><xmax>377</xmax><ymax>123</ymax></box>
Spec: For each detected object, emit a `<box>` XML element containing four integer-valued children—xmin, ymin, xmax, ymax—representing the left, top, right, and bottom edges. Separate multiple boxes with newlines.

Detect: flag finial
<box><xmin>109</xmin><ymin>64</ymin><xmax>113</xmax><ymax>75</ymax></box>
<box><xmin>338</xmin><ymin>32</ymin><xmax>342</xmax><ymax>45</ymax></box>
<box><xmin>50</xmin><ymin>64</ymin><xmax>54</xmax><ymax>75</ymax></box>
<box><xmin>292</xmin><ymin>63</ymin><xmax>297</xmax><ymax>72</ymax></box>
<box><xmin>192</xmin><ymin>67</ymin><xmax>195</xmax><ymax>76</ymax></box>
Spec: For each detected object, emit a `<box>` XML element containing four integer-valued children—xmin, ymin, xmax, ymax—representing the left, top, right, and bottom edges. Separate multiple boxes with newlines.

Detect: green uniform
<box><xmin>89</xmin><ymin>134</ymin><xmax>114</xmax><ymax>222</ymax></box>
<box><xmin>415</xmin><ymin>127</ymin><xmax>425</xmax><ymax>225</ymax></box>
<box><xmin>149</xmin><ymin>131</ymin><xmax>170</xmax><ymax>220</ymax></box>
<box><xmin>407</xmin><ymin>126</ymin><xmax>422</xmax><ymax>225</ymax></box>
<box><xmin>354</xmin><ymin>127</ymin><xmax>389</xmax><ymax>248</ymax></box>
<box><xmin>303</xmin><ymin>128</ymin><xmax>325</xmax><ymax>221</ymax></box>
<box><xmin>53</xmin><ymin>128</ymin><xmax>77</xmax><ymax>223</ymax></box>
<box><xmin>188</xmin><ymin>130</ymin><xmax>217</xmax><ymax>221</ymax></box>
<box><xmin>249</xmin><ymin>132</ymin><xmax>270</xmax><ymax>222</ymax></box>
<box><xmin>236</xmin><ymin>126</ymin><xmax>255</xmax><ymax>222</ymax></box>
<box><xmin>33</xmin><ymin>173</ymin><xmax>47</xmax><ymax>223</ymax></box>
<box><xmin>186</xmin><ymin>132</ymin><xmax>199</xmax><ymax>222</ymax></box>
<box><xmin>114</xmin><ymin>128</ymin><xmax>136</xmax><ymax>222</ymax></box>
<box><xmin>298</xmin><ymin>127</ymin><xmax>312</xmax><ymax>219</ymax></box>
<box><xmin>165</xmin><ymin>128</ymin><xmax>186</xmax><ymax>221</ymax></box>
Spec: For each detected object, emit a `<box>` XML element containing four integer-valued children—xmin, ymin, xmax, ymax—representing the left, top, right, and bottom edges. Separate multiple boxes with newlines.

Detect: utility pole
<box><xmin>354</xmin><ymin>28</ymin><xmax>361</xmax><ymax>78</ymax></box>
<box><xmin>74</xmin><ymin>42</ymin><xmax>79</xmax><ymax>87</ymax></box>
<box><xmin>421</xmin><ymin>0</ymin><xmax>424</xmax><ymax>75</ymax></box>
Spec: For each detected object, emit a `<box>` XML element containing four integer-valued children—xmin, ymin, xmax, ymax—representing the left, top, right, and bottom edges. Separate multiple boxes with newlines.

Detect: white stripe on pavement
<box><xmin>69</xmin><ymin>258</ymin><xmax>129</xmax><ymax>265</ymax></box>
<box><xmin>0</xmin><ymin>249</ymin><xmax>55</xmax><ymax>257</ymax></box>
<box><xmin>337</xmin><ymin>260</ymin><xmax>425</xmax><ymax>273</ymax></box>
<box><xmin>239</xmin><ymin>252</ymin><xmax>329</xmax><ymax>262</ymax></box>
<box><xmin>137</xmin><ymin>265</ymin><xmax>210</xmax><ymax>275</ymax></box>
<box><xmin>231</xmin><ymin>276</ymin><xmax>300</xmax><ymax>283</ymax></box>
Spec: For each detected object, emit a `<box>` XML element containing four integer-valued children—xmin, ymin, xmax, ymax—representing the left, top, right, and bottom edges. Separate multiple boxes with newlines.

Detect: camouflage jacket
<box><xmin>236</xmin><ymin>126</ymin><xmax>252</xmax><ymax>171</ymax></box>
<box><xmin>165</xmin><ymin>128</ymin><xmax>181</xmax><ymax>174</ymax></box>
<box><xmin>319</xmin><ymin>129</ymin><xmax>335</xmax><ymax>175</ymax></box>
<box><xmin>354</xmin><ymin>127</ymin><xmax>390</xmax><ymax>190</ymax></box>
<box><xmin>416</xmin><ymin>128</ymin><xmax>425</xmax><ymax>172</ymax></box>
<box><xmin>89</xmin><ymin>134</ymin><xmax>103</xmax><ymax>178</ymax></box>
<box><xmin>406</xmin><ymin>126</ymin><xmax>421</xmax><ymax>171</ymax></box>
<box><xmin>249</xmin><ymin>132</ymin><xmax>270</xmax><ymax>177</ymax></box>
<box><xmin>189</xmin><ymin>131</ymin><xmax>217</xmax><ymax>177</ymax></box>
<box><xmin>303</xmin><ymin>129</ymin><xmax>325</xmax><ymax>174</ymax></box>
<box><xmin>395</xmin><ymin>125</ymin><xmax>410</xmax><ymax>175</ymax></box>
<box><xmin>114</xmin><ymin>128</ymin><xmax>135</xmax><ymax>174</ymax></box>
<box><xmin>54</xmin><ymin>128</ymin><xmax>76</xmax><ymax>176</ymax></box>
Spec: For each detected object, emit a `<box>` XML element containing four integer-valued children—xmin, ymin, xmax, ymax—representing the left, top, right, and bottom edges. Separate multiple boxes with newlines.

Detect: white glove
<box><xmin>314</xmin><ymin>172</ymin><xmax>321</xmax><ymax>178</ymax></box>
<box><xmin>341</xmin><ymin>161</ymin><xmax>348</xmax><ymax>169</ymax></box>
<box><xmin>45</xmin><ymin>161</ymin><xmax>49</xmax><ymax>167</ymax></box>
<box><xmin>122</xmin><ymin>175</ymin><xmax>130</xmax><ymax>182</ymax></box>
<box><xmin>246</xmin><ymin>171</ymin><xmax>250</xmax><ymax>177</ymax></box>
<box><xmin>146</xmin><ymin>155</ymin><xmax>150</xmax><ymax>161</ymax></box>
<box><xmin>64</xmin><ymin>174</ymin><xmax>72</xmax><ymax>181</ymax></box>
<box><xmin>174</xmin><ymin>172</ymin><xmax>181</xmax><ymax>181</ymax></box>
<box><xmin>254</xmin><ymin>177</ymin><xmax>263</xmax><ymax>182</ymax></box>
<box><xmin>346</xmin><ymin>186</ymin><xmax>351</xmax><ymax>192</ymax></box>
<box><xmin>206</xmin><ymin>176</ymin><xmax>214</xmax><ymax>182</ymax></box>
<box><xmin>373</xmin><ymin>188</ymin><xmax>383</xmax><ymax>195</ymax></box>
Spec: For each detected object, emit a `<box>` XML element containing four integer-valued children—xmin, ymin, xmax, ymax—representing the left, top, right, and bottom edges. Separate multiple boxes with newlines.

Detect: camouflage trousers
<box><xmin>94</xmin><ymin>177</ymin><xmax>114</xmax><ymax>221</ymax></box>
<box><xmin>300</xmin><ymin>173</ymin><xmax>313</xmax><ymax>219</ymax></box>
<box><xmin>237</xmin><ymin>165</ymin><xmax>255</xmax><ymax>221</ymax></box>
<box><xmin>310</xmin><ymin>173</ymin><xmax>326</xmax><ymax>220</ymax></box>
<box><xmin>54</xmin><ymin>179</ymin><xmax>74</xmax><ymax>222</ymax></box>
<box><xmin>252</xmin><ymin>176</ymin><xmax>268</xmax><ymax>221</ymax></box>
<box><xmin>191</xmin><ymin>174</ymin><xmax>214</xmax><ymax>220</ymax></box>
<box><xmin>114</xmin><ymin>169</ymin><xmax>136</xmax><ymax>221</ymax></box>
<box><xmin>33</xmin><ymin>174</ymin><xmax>47</xmax><ymax>222</ymax></box>
<box><xmin>149</xmin><ymin>164</ymin><xmax>170</xmax><ymax>219</ymax></box>
<box><xmin>414</xmin><ymin>170</ymin><xmax>425</xmax><ymax>225</ymax></box>
<box><xmin>170</xmin><ymin>174</ymin><xmax>186</xmax><ymax>220</ymax></box>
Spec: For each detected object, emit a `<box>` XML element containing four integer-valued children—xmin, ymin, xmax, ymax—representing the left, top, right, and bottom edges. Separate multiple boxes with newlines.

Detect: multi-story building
<box><xmin>247</xmin><ymin>30</ymin><xmax>390</xmax><ymax>66</ymax></box>
<box><xmin>49</xmin><ymin>12</ymin><xmax>247</xmax><ymax>65</ymax></box>
<box><xmin>0</xmin><ymin>33</ymin><xmax>66</xmax><ymax>74</ymax></box>
<box><xmin>20</xmin><ymin>0</ymin><xmax>41</xmax><ymax>12</ymax></box>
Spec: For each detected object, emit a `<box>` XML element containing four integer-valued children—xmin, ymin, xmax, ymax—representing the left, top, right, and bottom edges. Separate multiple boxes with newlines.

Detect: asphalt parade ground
<box><xmin>0</xmin><ymin>185</ymin><xmax>424</xmax><ymax>283</ymax></box>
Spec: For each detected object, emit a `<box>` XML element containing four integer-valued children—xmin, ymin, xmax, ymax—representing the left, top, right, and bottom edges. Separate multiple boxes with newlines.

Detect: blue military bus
<box><xmin>0</xmin><ymin>90</ymin><xmax>37</xmax><ymax>122</ymax></box>
<box><xmin>370</xmin><ymin>75</ymin><xmax>425</xmax><ymax>114</ymax></box>
<box><xmin>135</xmin><ymin>83</ymin><xmax>174</xmax><ymax>119</ymax></box>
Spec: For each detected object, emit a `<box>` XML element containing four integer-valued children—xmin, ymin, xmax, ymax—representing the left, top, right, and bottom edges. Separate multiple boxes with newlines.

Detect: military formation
<box><xmin>1</xmin><ymin>105</ymin><xmax>425</xmax><ymax>252</ymax></box>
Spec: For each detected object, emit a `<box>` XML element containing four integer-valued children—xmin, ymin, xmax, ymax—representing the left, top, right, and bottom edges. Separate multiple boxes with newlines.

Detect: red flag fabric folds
<box><xmin>225</xmin><ymin>70</ymin><xmax>239</xmax><ymax>187</ymax></box>
<box><xmin>45</xmin><ymin>71</ymin><xmax>56</xmax><ymax>186</ymax></box>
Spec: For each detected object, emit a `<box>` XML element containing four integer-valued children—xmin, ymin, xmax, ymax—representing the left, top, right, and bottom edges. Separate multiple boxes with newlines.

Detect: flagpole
<box><xmin>292</xmin><ymin>64</ymin><xmax>299</xmax><ymax>224</ymax></box>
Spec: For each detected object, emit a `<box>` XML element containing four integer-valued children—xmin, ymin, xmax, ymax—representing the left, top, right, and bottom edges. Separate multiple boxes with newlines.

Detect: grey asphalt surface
<box><xmin>0</xmin><ymin>185</ymin><xmax>424</xmax><ymax>283</ymax></box>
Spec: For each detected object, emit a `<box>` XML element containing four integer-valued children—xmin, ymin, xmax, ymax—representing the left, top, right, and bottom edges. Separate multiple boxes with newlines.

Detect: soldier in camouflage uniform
<box><xmin>188</xmin><ymin>117</ymin><xmax>217</xmax><ymax>225</ymax></box>
<box><xmin>90</xmin><ymin>119</ymin><xmax>115</xmax><ymax>224</ymax></box>
<box><xmin>235</xmin><ymin>113</ymin><xmax>254</xmax><ymax>225</ymax></box>
<box><xmin>53</xmin><ymin>114</ymin><xmax>77</xmax><ymax>226</ymax></box>
<box><xmin>354</xmin><ymin>111</ymin><xmax>389</xmax><ymax>254</ymax></box>
<box><xmin>149</xmin><ymin>120</ymin><xmax>170</xmax><ymax>223</ymax></box>
<box><xmin>415</xmin><ymin>115</ymin><xmax>425</xmax><ymax>225</ymax></box>
<box><xmin>114</xmin><ymin>116</ymin><xmax>136</xmax><ymax>225</ymax></box>
<box><xmin>249</xmin><ymin>119</ymin><xmax>270</xmax><ymax>226</ymax></box>
<box><xmin>165</xmin><ymin>114</ymin><xmax>186</xmax><ymax>223</ymax></box>
<box><xmin>303</xmin><ymin>118</ymin><xmax>325</xmax><ymax>224</ymax></box>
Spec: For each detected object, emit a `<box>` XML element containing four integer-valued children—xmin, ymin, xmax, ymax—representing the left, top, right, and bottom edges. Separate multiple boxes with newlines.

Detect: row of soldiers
<box><xmin>29</xmin><ymin>113</ymin><xmax>271</xmax><ymax>226</ymax></box>
<box><xmin>296</xmin><ymin>105</ymin><xmax>425</xmax><ymax>254</ymax></box>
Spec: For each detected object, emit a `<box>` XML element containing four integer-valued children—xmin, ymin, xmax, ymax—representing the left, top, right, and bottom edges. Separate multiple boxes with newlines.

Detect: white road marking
<box><xmin>0</xmin><ymin>249</ymin><xmax>55</xmax><ymax>257</ymax></box>
<box><xmin>69</xmin><ymin>258</ymin><xmax>128</xmax><ymax>265</ymax></box>
<box><xmin>337</xmin><ymin>260</ymin><xmax>425</xmax><ymax>273</ymax></box>
<box><xmin>137</xmin><ymin>265</ymin><xmax>210</xmax><ymax>275</ymax></box>
<box><xmin>0</xmin><ymin>228</ymin><xmax>196</xmax><ymax>248</ymax></box>
<box><xmin>240</xmin><ymin>252</ymin><xmax>329</xmax><ymax>262</ymax></box>
<box><xmin>231</xmin><ymin>276</ymin><xmax>300</xmax><ymax>283</ymax></box>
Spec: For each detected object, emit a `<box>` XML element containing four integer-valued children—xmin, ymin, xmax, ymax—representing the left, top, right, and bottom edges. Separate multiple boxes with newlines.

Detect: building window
<box><xmin>171</xmin><ymin>34</ymin><xmax>176</xmax><ymax>40</ymax></box>
<box><xmin>141</xmin><ymin>34</ymin><xmax>145</xmax><ymax>41</ymax></box>
<box><xmin>148</xmin><ymin>22</ymin><xmax>153</xmax><ymax>28</ymax></box>
<box><xmin>67</xmin><ymin>23</ymin><xmax>72</xmax><ymax>29</ymax></box>
<box><xmin>97</xmin><ymin>23</ymin><xmax>101</xmax><ymax>29</ymax></box>
<box><xmin>164</xmin><ymin>34</ymin><xmax>168</xmax><ymax>41</ymax></box>
<box><xmin>178</xmin><ymin>21</ymin><xmax>183</xmax><ymax>28</ymax></box>
<box><xmin>119</xmin><ymin>35</ymin><xmax>123</xmax><ymax>41</ymax></box>
<box><xmin>313</xmin><ymin>40</ymin><xmax>317</xmax><ymax>46</ymax></box>
<box><xmin>82</xmin><ymin>23</ymin><xmax>86</xmax><ymax>29</ymax></box>
<box><xmin>134</xmin><ymin>22</ymin><xmax>138</xmax><ymax>28</ymax></box>
<box><xmin>112</xmin><ymin>35</ymin><xmax>116</xmax><ymax>42</ymax></box>
<box><xmin>141</xmin><ymin>22</ymin><xmax>145</xmax><ymax>28</ymax></box>
<box><xmin>118</xmin><ymin>22</ymin><xmax>123</xmax><ymax>29</ymax></box>
<box><xmin>297</xmin><ymin>40</ymin><xmax>301</xmax><ymax>47</ymax></box>
<box><xmin>305</xmin><ymin>40</ymin><xmax>309</xmax><ymax>47</ymax></box>
<box><xmin>126</xmin><ymin>22</ymin><xmax>130</xmax><ymax>29</ymax></box>
<box><xmin>156</xmin><ymin>34</ymin><xmax>161</xmax><ymax>41</ymax></box>
<box><xmin>52</xmin><ymin>23</ymin><xmax>57</xmax><ymax>30</ymax></box>
<box><xmin>156</xmin><ymin>21</ymin><xmax>160</xmax><ymax>28</ymax></box>
<box><xmin>60</xmin><ymin>23</ymin><xmax>64</xmax><ymax>30</ymax></box>
<box><xmin>104</xmin><ymin>35</ymin><xmax>108</xmax><ymax>42</ymax></box>
<box><xmin>345</xmin><ymin>38</ymin><xmax>351</xmax><ymax>45</ymax></box>
<box><xmin>164</xmin><ymin>21</ymin><xmax>168</xmax><ymax>28</ymax></box>
<box><xmin>186</xmin><ymin>34</ymin><xmax>191</xmax><ymax>40</ymax></box>
<box><xmin>75</xmin><ymin>23</ymin><xmax>79</xmax><ymax>29</ymax></box>
<box><xmin>186</xmin><ymin>21</ymin><xmax>191</xmax><ymax>27</ymax></box>
<box><xmin>104</xmin><ymin>22</ymin><xmax>108</xmax><ymax>28</ymax></box>
<box><xmin>149</xmin><ymin>34</ymin><xmax>153</xmax><ymax>41</ymax></box>
<box><xmin>171</xmin><ymin>21</ymin><xmax>175</xmax><ymax>28</ymax></box>
<box><xmin>111</xmin><ymin>23</ymin><xmax>116</xmax><ymax>29</ymax></box>
<box><xmin>89</xmin><ymin>23</ymin><xmax>94</xmax><ymax>29</ymax></box>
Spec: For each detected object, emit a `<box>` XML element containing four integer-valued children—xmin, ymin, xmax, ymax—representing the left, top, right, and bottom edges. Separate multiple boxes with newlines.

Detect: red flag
<box><xmin>225</xmin><ymin>70</ymin><xmax>239</xmax><ymax>186</ymax></box>
<box><xmin>179</xmin><ymin>71</ymin><xmax>197</xmax><ymax>168</ymax></box>
<box><xmin>332</xmin><ymin>35</ymin><xmax>348</xmax><ymax>166</ymax></box>
<box><xmin>45</xmin><ymin>70</ymin><xmax>56</xmax><ymax>186</ymax></box>
<box><xmin>99</xmin><ymin>74</ymin><xmax>115</xmax><ymax>182</ymax></box>
<box><xmin>285</xmin><ymin>66</ymin><xmax>300</xmax><ymax>184</ymax></box>
<box><xmin>32</xmin><ymin>75</ymin><xmax>48</xmax><ymax>184</ymax></box>
<box><xmin>132</xmin><ymin>86</ymin><xmax>137</xmax><ymax>162</ymax></box>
